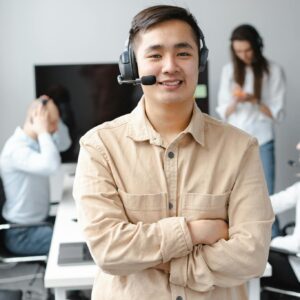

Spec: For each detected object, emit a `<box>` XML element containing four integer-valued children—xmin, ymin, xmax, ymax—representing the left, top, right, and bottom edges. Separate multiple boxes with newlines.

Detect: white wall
<box><xmin>0</xmin><ymin>0</ymin><xmax>299</xmax><ymax>197</ymax></box>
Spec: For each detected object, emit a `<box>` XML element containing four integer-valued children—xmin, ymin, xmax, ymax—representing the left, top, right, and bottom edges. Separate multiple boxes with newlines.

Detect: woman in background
<box><xmin>216</xmin><ymin>24</ymin><xmax>286</xmax><ymax>237</ymax></box>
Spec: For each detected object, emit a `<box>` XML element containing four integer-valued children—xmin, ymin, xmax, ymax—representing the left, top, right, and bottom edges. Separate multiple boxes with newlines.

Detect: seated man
<box><xmin>0</xmin><ymin>96</ymin><xmax>71</xmax><ymax>255</ymax></box>
<box><xmin>271</xmin><ymin>141</ymin><xmax>300</xmax><ymax>252</ymax></box>
<box><xmin>261</xmin><ymin>141</ymin><xmax>300</xmax><ymax>292</ymax></box>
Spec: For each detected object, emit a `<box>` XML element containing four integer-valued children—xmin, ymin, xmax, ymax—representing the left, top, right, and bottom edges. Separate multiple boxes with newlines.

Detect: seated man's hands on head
<box><xmin>29</xmin><ymin>96</ymin><xmax>60</xmax><ymax>136</ymax></box>
<box><xmin>42</xmin><ymin>97</ymin><xmax>60</xmax><ymax>134</ymax></box>
<box><xmin>30</xmin><ymin>102</ymin><xmax>50</xmax><ymax>135</ymax></box>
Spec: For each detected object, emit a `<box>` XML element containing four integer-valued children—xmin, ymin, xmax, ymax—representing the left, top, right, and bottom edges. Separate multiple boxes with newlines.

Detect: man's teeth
<box><xmin>162</xmin><ymin>81</ymin><xmax>181</xmax><ymax>86</ymax></box>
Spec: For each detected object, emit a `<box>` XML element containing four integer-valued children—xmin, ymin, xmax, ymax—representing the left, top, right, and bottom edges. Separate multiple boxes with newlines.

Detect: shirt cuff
<box><xmin>169</xmin><ymin>255</ymin><xmax>188</xmax><ymax>287</ymax></box>
<box><xmin>158</xmin><ymin>217</ymin><xmax>193</xmax><ymax>263</ymax></box>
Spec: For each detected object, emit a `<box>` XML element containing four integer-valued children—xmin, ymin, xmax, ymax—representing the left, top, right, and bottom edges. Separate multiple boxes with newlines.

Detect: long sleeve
<box><xmin>52</xmin><ymin>120</ymin><xmax>72</xmax><ymax>152</ymax></box>
<box><xmin>73</xmin><ymin>138</ymin><xmax>193</xmax><ymax>276</ymax></box>
<box><xmin>262</xmin><ymin>63</ymin><xmax>286</xmax><ymax>121</ymax></box>
<box><xmin>216</xmin><ymin>64</ymin><xmax>233</xmax><ymax>120</ymax></box>
<box><xmin>169</xmin><ymin>137</ymin><xmax>274</xmax><ymax>292</ymax></box>
<box><xmin>271</xmin><ymin>182</ymin><xmax>300</xmax><ymax>214</ymax></box>
<box><xmin>271</xmin><ymin>182</ymin><xmax>300</xmax><ymax>253</ymax></box>
<box><xmin>9</xmin><ymin>132</ymin><xmax>61</xmax><ymax>176</ymax></box>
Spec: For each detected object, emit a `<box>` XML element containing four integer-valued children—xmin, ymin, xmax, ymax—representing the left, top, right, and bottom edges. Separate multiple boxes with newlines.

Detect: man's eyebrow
<box><xmin>174</xmin><ymin>42</ymin><xmax>194</xmax><ymax>50</ymax></box>
<box><xmin>144</xmin><ymin>42</ymin><xmax>195</xmax><ymax>53</ymax></box>
<box><xmin>144</xmin><ymin>44</ymin><xmax>163</xmax><ymax>53</ymax></box>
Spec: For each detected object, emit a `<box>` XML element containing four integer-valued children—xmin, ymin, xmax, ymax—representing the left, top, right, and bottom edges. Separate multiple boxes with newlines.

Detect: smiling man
<box><xmin>73</xmin><ymin>5</ymin><xmax>274</xmax><ymax>300</ymax></box>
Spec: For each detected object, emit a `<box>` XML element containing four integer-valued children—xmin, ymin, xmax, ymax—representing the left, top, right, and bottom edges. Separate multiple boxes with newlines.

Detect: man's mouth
<box><xmin>159</xmin><ymin>80</ymin><xmax>182</xmax><ymax>86</ymax></box>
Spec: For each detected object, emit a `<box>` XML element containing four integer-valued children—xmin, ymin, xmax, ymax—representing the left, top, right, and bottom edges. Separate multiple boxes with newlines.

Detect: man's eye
<box><xmin>178</xmin><ymin>52</ymin><xmax>191</xmax><ymax>57</ymax></box>
<box><xmin>148</xmin><ymin>54</ymin><xmax>161</xmax><ymax>59</ymax></box>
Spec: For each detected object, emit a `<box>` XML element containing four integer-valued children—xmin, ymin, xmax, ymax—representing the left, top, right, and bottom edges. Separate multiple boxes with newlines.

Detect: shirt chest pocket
<box><xmin>181</xmin><ymin>192</ymin><xmax>230</xmax><ymax>221</ymax></box>
<box><xmin>119</xmin><ymin>190</ymin><xmax>168</xmax><ymax>224</ymax></box>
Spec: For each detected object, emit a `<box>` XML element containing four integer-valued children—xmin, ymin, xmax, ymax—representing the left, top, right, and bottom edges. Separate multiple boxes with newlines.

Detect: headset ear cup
<box><xmin>118</xmin><ymin>50</ymin><xmax>133</xmax><ymax>80</ymax></box>
<box><xmin>199</xmin><ymin>46</ymin><xmax>209</xmax><ymax>72</ymax></box>
<box><xmin>118</xmin><ymin>41</ymin><xmax>139</xmax><ymax>80</ymax></box>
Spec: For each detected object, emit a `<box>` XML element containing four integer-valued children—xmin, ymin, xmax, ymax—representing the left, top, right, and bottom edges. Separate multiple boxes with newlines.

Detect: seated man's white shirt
<box><xmin>0</xmin><ymin>121</ymin><xmax>71</xmax><ymax>223</ymax></box>
<box><xmin>270</xmin><ymin>182</ymin><xmax>300</xmax><ymax>280</ymax></box>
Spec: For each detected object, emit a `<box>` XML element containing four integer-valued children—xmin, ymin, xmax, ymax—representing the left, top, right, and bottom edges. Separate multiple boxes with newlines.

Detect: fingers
<box><xmin>33</xmin><ymin>102</ymin><xmax>49</xmax><ymax>119</ymax></box>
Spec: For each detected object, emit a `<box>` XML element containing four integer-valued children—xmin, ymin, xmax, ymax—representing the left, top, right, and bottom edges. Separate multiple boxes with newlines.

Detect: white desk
<box><xmin>44</xmin><ymin>173</ymin><xmax>97</xmax><ymax>300</ymax></box>
<box><xmin>45</xmin><ymin>171</ymin><xmax>271</xmax><ymax>300</ymax></box>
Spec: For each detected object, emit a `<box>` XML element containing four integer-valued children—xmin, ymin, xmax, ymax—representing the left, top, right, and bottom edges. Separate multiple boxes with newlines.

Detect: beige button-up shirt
<box><xmin>73</xmin><ymin>98</ymin><xmax>274</xmax><ymax>300</ymax></box>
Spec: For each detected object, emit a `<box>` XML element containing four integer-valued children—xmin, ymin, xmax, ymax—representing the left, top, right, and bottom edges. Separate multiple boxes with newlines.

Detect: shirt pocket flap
<box><xmin>182</xmin><ymin>191</ymin><xmax>230</xmax><ymax>220</ymax></box>
<box><xmin>118</xmin><ymin>190</ymin><xmax>168</xmax><ymax>223</ymax></box>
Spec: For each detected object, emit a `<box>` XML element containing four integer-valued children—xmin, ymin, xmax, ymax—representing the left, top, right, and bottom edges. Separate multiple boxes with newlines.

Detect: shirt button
<box><xmin>168</xmin><ymin>151</ymin><xmax>175</xmax><ymax>159</ymax></box>
<box><xmin>169</xmin><ymin>202</ymin><xmax>173</xmax><ymax>210</ymax></box>
<box><xmin>176</xmin><ymin>297</ymin><xmax>183</xmax><ymax>300</ymax></box>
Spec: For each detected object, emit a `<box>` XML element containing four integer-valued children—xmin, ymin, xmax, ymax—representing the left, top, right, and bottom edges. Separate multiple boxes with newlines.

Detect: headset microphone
<box><xmin>117</xmin><ymin>75</ymin><xmax>156</xmax><ymax>86</ymax></box>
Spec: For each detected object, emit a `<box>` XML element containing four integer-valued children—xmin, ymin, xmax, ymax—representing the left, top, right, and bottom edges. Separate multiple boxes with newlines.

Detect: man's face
<box><xmin>134</xmin><ymin>20</ymin><xmax>199</xmax><ymax>106</ymax></box>
<box><xmin>232</xmin><ymin>40</ymin><xmax>254</xmax><ymax>65</ymax></box>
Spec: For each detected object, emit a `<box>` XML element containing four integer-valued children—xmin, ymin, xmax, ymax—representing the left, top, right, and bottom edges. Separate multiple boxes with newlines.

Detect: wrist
<box><xmin>187</xmin><ymin>221</ymin><xmax>201</xmax><ymax>245</ymax></box>
<box><xmin>36</xmin><ymin>129</ymin><xmax>49</xmax><ymax>136</ymax></box>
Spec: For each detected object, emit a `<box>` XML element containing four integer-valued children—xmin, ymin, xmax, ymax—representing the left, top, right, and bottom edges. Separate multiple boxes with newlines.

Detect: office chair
<box><xmin>261</xmin><ymin>223</ymin><xmax>300</xmax><ymax>300</ymax></box>
<box><xmin>0</xmin><ymin>175</ymin><xmax>55</xmax><ymax>300</ymax></box>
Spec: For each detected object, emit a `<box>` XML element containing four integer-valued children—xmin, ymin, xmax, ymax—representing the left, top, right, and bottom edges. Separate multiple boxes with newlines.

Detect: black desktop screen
<box><xmin>34</xmin><ymin>63</ymin><xmax>209</xmax><ymax>162</ymax></box>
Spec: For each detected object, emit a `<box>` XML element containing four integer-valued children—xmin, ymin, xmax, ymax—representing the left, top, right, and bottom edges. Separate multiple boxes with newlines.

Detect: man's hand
<box><xmin>30</xmin><ymin>96</ymin><xmax>60</xmax><ymax>136</ymax></box>
<box><xmin>31</xmin><ymin>103</ymin><xmax>51</xmax><ymax>135</ymax></box>
<box><xmin>187</xmin><ymin>219</ymin><xmax>229</xmax><ymax>246</ymax></box>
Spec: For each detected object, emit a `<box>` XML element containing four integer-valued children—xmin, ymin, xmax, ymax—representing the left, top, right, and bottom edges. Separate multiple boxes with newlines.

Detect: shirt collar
<box><xmin>127</xmin><ymin>97</ymin><xmax>205</xmax><ymax>146</ymax></box>
<box><xmin>15</xmin><ymin>126</ymin><xmax>38</xmax><ymax>145</ymax></box>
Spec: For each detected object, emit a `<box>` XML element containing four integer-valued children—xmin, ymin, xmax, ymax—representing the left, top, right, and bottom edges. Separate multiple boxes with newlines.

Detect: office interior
<box><xmin>0</xmin><ymin>0</ymin><xmax>299</xmax><ymax>299</ymax></box>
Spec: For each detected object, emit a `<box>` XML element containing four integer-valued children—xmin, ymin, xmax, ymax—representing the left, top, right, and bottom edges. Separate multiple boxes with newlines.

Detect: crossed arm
<box><xmin>155</xmin><ymin>219</ymin><xmax>228</xmax><ymax>273</ymax></box>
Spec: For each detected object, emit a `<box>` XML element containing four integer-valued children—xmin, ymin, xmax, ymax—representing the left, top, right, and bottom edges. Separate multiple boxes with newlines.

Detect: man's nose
<box><xmin>162</xmin><ymin>55</ymin><xmax>179</xmax><ymax>73</ymax></box>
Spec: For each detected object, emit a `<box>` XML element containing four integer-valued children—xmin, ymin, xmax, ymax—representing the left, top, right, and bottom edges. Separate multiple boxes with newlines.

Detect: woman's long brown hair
<box><xmin>230</xmin><ymin>24</ymin><xmax>269</xmax><ymax>103</ymax></box>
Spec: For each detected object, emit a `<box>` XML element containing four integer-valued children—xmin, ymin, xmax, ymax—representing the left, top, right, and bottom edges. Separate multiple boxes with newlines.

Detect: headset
<box><xmin>118</xmin><ymin>27</ymin><xmax>209</xmax><ymax>84</ymax></box>
<box><xmin>246</xmin><ymin>24</ymin><xmax>264</xmax><ymax>50</ymax></box>
<box><xmin>256</xmin><ymin>33</ymin><xmax>264</xmax><ymax>50</ymax></box>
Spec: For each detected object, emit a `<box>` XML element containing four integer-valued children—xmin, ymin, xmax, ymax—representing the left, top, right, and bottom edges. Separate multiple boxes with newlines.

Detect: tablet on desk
<box><xmin>58</xmin><ymin>242</ymin><xmax>94</xmax><ymax>266</ymax></box>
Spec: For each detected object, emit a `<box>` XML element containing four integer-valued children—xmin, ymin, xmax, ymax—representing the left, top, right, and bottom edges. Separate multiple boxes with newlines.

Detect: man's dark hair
<box><xmin>129</xmin><ymin>5</ymin><xmax>202</xmax><ymax>54</ymax></box>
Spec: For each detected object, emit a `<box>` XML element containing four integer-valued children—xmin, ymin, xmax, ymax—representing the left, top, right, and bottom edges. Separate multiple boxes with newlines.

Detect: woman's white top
<box><xmin>271</xmin><ymin>182</ymin><xmax>300</xmax><ymax>280</ymax></box>
<box><xmin>216</xmin><ymin>61</ymin><xmax>286</xmax><ymax>145</ymax></box>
